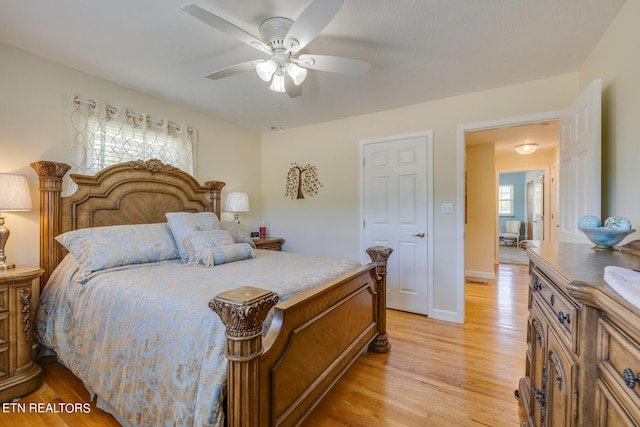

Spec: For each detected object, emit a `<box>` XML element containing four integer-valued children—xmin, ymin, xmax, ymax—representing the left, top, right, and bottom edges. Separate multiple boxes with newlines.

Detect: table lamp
<box><xmin>0</xmin><ymin>174</ymin><xmax>32</xmax><ymax>270</ymax></box>
<box><xmin>225</xmin><ymin>192</ymin><xmax>249</xmax><ymax>224</ymax></box>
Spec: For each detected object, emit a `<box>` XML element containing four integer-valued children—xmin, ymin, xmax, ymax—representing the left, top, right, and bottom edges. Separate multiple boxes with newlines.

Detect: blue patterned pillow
<box><xmin>220</xmin><ymin>221</ymin><xmax>257</xmax><ymax>249</ymax></box>
<box><xmin>185</xmin><ymin>235</ymin><xmax>255</xmax><ymax>267</ymax></box>
<box><xmin>56</xmin><ymin>223</ymin><xmax>180</xmax><ymax>272</ymax></box>
<box><xmin>165</xmin><ymin>212</ymin><xmax>221</xmax><ymax>262</ymax></box>
<box><xmin>184</xmin><ymin>229</ymin><xmax>234</xmax><ymax>257</ymax></box>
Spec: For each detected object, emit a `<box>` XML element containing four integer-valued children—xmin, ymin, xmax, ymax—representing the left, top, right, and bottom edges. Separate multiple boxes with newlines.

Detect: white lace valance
<box><xmin>68</xmin><ymin>94</ymin><xmax>197</xmax><ymax>193</ymax></box>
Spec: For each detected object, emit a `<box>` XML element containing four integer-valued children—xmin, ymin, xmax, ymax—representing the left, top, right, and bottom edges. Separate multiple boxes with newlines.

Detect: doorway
<box><xmin>465</xmin><ymin>121</ymin><xmax>558</xmax><ymax>280</ymax></box>
<box><xmin>456</xmin><ymin>79</ymin><xmax>601</xmax><ymax>324</ymax></box>
<box><xmin>498</xmin><ymin>169</ymin><xmax>546</xmax><ymax>242</ymax></box>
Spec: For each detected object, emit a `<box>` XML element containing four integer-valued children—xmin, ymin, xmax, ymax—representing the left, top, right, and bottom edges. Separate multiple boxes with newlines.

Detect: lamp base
<box><xmin>0</xmin><ymin>261</ymin><xmax>16</xmax><ymax>270</ymax></box>
<box><xmin>0</xmin><ymin>218</ymin><xmax>15</xmax><ymax>269</ymax></box>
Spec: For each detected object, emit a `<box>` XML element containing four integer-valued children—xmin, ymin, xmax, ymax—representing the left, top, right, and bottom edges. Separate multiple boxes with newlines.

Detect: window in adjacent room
<box><xmin>498</xmin><ymin>184</ymin><xmax>514</xmax><ymax>216</ymax></box>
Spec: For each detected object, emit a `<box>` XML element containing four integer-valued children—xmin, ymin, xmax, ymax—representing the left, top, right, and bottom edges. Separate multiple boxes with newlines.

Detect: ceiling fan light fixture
<box><xmin>286</xmin><ymin>62</ymin><xmax>307</xmax><ymax>85</ymax></box>
<box><xmin>255</xmin><ymin>60</ymin><xmax>277</xmax><ymax>82</ymax></box>
<box><xmin>515</xmin><ymin>144</ymin><xmax>538</xmax><ymax>155</ymax></box>
<box><xmin>269</xmin><ymin>74</ymin><xmax>286</xmax><ymax>93</ymax></box>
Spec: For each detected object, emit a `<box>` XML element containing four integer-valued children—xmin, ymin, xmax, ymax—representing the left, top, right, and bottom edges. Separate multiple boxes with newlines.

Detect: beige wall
<box><xmin>465</xmin><ymin>143</ymin><xmax>496</xmax><ymax>281</ymax></box>
<box><xmin>579</xmin><ymin>0</ymin><xmax>640</xmax><ymax>237</ymax></box>
<box><xmin>262</xmin><ymin>74</ymin><xmax>579</xmax><ymax>319</ymax></box>
<box><xmin>263</xmin><ymin>0</ymin><xmax>640</xmax><ymax>320</ymax></box>
<box><xmin>0</xmin><ymin>42</ymin><xmax>262</xmax><ymax>270</ymax></box>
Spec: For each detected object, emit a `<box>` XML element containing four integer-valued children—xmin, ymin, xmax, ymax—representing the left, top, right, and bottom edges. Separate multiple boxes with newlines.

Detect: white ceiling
<box><xmin>0</xmin><ymin>0</ymin><xmax>625</xmax><ymax>133</ymax></box>
<box><xmin>466</xmin><ymin>120</ymin><xmax>560</xmax><ymax>155</ymax></box>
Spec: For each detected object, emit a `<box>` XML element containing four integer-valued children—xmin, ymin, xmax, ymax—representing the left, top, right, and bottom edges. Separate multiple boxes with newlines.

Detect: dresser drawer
<box><xmin>531</xmin><ymin>270</ymin><xmax>579</xmax><ymax>351</ymax></box>
<box><xmin>598</xmin><ymin>316</ymin><xmax>640</xmax><ymax>414</ymax></box>
<box><xmin>595</xmin><ymin>378</ymin><xmax>640</xmax><ymax>427</ymax></box>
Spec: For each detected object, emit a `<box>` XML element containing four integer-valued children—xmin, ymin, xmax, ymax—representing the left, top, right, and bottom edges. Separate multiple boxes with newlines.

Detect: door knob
<box><xmin>412</xmin><ymin>232</ymin><xmax>425</xmax><ymax>238</ymax></box>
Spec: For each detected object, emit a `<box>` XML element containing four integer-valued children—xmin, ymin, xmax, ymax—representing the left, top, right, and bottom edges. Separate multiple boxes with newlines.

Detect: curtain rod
<box><xmin>73</xmin><ymin>96</ymin><xmax>193</xmax><ymax>133</ymax></box>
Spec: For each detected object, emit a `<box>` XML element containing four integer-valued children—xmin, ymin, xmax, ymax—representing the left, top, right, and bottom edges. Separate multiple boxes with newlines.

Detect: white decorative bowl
<box><xmin>578</xmin><ymin>226</ymin><xmax>636</xmax><ymax>250</ymax></box>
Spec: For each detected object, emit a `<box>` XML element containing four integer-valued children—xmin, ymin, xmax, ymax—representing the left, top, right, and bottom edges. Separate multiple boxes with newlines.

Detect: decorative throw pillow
<box><xmin>56</xmin><ymin>223</ymin><xmax>180</xmax><ymax>273</ymax></box>
<box><xmin>220</xmin><ymin>221</ymin><xmax>257</xmax><ymax>249</ymax></box>
<box><xmin>183</xmin><ymin>229</ymin><xmax>235</xmax><ymax>261</ymax></box>
<box><xmin>186</xmin><ymin>239</ymin><xmax>255</xmax><ymax>267</ymax></box>
<box><xmin>165</xmin><ymin>212</ymin><xmax>221</xmax><ymax>262</ymax></box>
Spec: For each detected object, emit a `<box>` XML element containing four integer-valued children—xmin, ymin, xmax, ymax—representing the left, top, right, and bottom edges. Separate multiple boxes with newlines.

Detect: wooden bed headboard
<box><xmin>31</xmin><ymin>159</ymin><xmax>225</xmax><ymax>289</ymax></box>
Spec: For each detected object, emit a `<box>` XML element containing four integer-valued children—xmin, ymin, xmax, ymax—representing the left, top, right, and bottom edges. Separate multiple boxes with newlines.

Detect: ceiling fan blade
<box><xmin>297</xmin><ymin>54</ymin><xmax>370</xmax><ymax>74</ymax></box>
<box><xmin>182</xmin><ymin>3</ymin><xmax>272</xmax><ymax>54</ymax></box>
<box><xmin>206</xmin><ymin>61</ymin><xmax>258</xmax><ymax>80</ymax></box>
<box><xmin>285</xmin><ymin>76</ymin><xmax>302</xmax><ymax>98</ymax></box>
<box><xmin>284</xmin><ymin>0</ymin><xmax>343</xmax><ymax>52</ymax></box>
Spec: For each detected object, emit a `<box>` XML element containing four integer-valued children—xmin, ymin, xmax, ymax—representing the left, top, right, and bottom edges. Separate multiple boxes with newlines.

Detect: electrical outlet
<box><xmin>441</xmin><ymin>203</ymin><xmax>453</xmax><ymax>214</ymax></box>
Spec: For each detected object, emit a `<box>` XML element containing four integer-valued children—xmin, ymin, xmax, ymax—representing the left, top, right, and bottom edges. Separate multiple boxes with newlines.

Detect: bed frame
<box><xmin>31</xmin><ymin>159</ymin><xmax>392</xmax><ymax>427</ymax></box>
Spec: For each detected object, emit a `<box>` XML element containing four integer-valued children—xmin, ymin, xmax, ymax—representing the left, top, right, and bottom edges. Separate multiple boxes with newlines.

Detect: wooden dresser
<box><xmin>519</xmin><ymin>241</ymin><xmax>640</xmax><ymax>426</ymax></box>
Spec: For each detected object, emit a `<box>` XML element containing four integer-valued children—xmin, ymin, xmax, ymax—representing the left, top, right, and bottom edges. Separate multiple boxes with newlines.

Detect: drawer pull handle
<box><xmin>550</xmin><ymin>294</ymin><xmax>555</xmax><ymax>306</ymax></box>
<box><xmin>533</xmin><ymin>387</ymin><xmax>545</xmax><ymax>405</ymax></box>
<box><xmin>623</xmin><ymin>368</ymin><xmax>640</xmax><ymax>389</ymax></box>
<box><xmin>533</xmin><ymin>282</ymin><xmax>542</xmax><ymax>291</ymax></box>
<box><xmin>557</xmin><ymin>311</ymin><xmax>571</xmax><ymax>324</ymax></box>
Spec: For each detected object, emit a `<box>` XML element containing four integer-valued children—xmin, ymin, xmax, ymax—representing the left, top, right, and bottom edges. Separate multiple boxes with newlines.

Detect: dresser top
<box><xmin>524</xmin><ymin>240</ymin><xmax>640</xmax><ymax>332</ymax></box>
<box><xmin>525</xmin><ymin>241</ymin><xmax>640</xmax><ymax>287</ymax></box>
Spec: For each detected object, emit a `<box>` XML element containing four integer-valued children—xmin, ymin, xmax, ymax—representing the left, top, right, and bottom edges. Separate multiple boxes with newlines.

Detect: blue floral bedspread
<box><xmin>36</xmin><ymin>250</ymin><xmax>360</xmax><ymax>427</ymax></box>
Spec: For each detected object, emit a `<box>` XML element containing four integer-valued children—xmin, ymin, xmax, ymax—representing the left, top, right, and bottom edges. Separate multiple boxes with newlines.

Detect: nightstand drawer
<box><xmin>253</xmin><ymin>237</ymin><xmax>284</xmax><ymax>251</ymax></box>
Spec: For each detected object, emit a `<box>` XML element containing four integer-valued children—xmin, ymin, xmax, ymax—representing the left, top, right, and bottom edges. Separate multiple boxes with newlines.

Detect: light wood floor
<box><xmin>4</xmin><ymin>263</ymin><xmax>529</xmax><ymax>426</ymax></box>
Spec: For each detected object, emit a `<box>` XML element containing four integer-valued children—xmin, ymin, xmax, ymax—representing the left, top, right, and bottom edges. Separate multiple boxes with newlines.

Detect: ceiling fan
<box><xmin>181</xmin><ymin>0</ymin><xmax>370</xmax><ymax>98</ymax></box>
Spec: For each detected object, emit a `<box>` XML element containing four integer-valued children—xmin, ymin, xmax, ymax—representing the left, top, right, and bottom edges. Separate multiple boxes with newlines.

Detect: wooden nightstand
<box><xmin>253</xmin><ymin>237</ymin><xmax>284</xmax><ymax>251</ymax></box>
<box><xmin>0</xmin><ymin>265</ymin><xmax>44</xmax><ymax>402</ymax></box>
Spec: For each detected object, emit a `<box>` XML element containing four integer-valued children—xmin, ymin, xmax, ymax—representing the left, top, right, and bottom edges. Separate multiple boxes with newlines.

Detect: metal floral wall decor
<box><xmin>285</xmin><ymin>163</ymin><xmax>323</xmax><ymax>199</ymax></box>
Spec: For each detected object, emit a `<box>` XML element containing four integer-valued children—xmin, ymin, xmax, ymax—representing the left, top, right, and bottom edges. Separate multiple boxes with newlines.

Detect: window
<box><xmin>86</xmin><ymin>114</ymin><xmax>194</xmax><ymax>174</ymax></box>
<box><xmin>498</xmin><ymin>184</ymin><xmax>514</xmax><ymax>216</ymax></box>
<box><xmin>69</xmin><ymin>95</ymin><xmax>196</xmax><ymax>193</ymax></box>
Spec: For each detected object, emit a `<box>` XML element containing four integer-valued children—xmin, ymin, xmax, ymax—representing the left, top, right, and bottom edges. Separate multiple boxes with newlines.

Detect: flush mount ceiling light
<box><xmin>515</xmin><ymin>144</ymin><xmax>538</xmax><ymax>155</ymax></box>
<box><xmin>181</xmin><ymin>0</ymin><xmax>370</xmax><ymax>98</ymax></box>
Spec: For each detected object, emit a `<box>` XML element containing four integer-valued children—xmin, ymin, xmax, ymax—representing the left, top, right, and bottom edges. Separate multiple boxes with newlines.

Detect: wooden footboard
<box><xmin>211</xmin><ymin>246</ymin><xmax>392</xmax><ymax>427</ymax></box>
<box><xmin>32</xmin><ymin>159</ymin><xmax>392</xmax><ymax>426</ymax></box>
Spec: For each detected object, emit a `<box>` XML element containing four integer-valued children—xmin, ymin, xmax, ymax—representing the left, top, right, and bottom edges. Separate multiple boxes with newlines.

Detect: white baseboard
<box><xmin>432</xmin><ymin>308</ymin><xmax>463</xmax><ymax>324</ymax></box>
<box><xmin>465</xmin><ymin>269</ymin><xmax>495</xmax><ymax>283</ymax></box>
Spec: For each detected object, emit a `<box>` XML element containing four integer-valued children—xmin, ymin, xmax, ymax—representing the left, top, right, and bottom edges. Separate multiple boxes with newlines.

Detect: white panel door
<box><xmin>559</xmin><ymin>79</ymin><xmax>601</xmax><ymax>243</ymax></box>
<box><xmin>532</xmin><ymin>174</ymin><xmax>544</xmax><ymax>240</ymax></box>
<box><xmin>550</xmin><ymin>163</ymin><xmax>560</xmax><ymax>241</ymax></box>
<box><xmin>363</xmin><ymin>133</ymin><xmax>432</xmax><ymax>315</ymax></box>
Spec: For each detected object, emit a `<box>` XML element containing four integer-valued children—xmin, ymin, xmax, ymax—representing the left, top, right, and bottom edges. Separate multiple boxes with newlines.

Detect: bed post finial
<box><xmin>204</xmin><ymin>180</ymin><xmax>225</xmax><ymax>218</ymax></box>
<box><xmin>366</xmin><ymin>245</ymin><xmax>393</xmax><ymax>354</ymax></box>
<box><xmin>210</xmin><ymin>286</ymin><xmax>279</xmax><ymax>427</ymax></box>
<box><xmin>30</xmin><ymin>161</ymin><xmax>71</xmax><ymax>291</ymax></box>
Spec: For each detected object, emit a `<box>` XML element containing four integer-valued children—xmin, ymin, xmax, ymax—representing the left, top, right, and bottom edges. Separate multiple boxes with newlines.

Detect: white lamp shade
<box><xmin>269</xmin><ymin>74</ymin><xmax>286</xmax><ymax>93</ymax></box>
<box><xmin>225</xmin><ymin>192</ymin><xmax>249</xmax><ymax>213</ymax></box>
<box><xmin>255</xmin><ymin>60</ymin><xmax>277</xmax><ymax>82</ymax></box>
<box><xmin>0</xmin><ymin>174</ymin><xmax>31</xmax><ymax>211</ymax></box>
<box><xmin>286</xmin><ymin>63</ymin><xmax>307</xmax><ymax>85</ymax></box>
